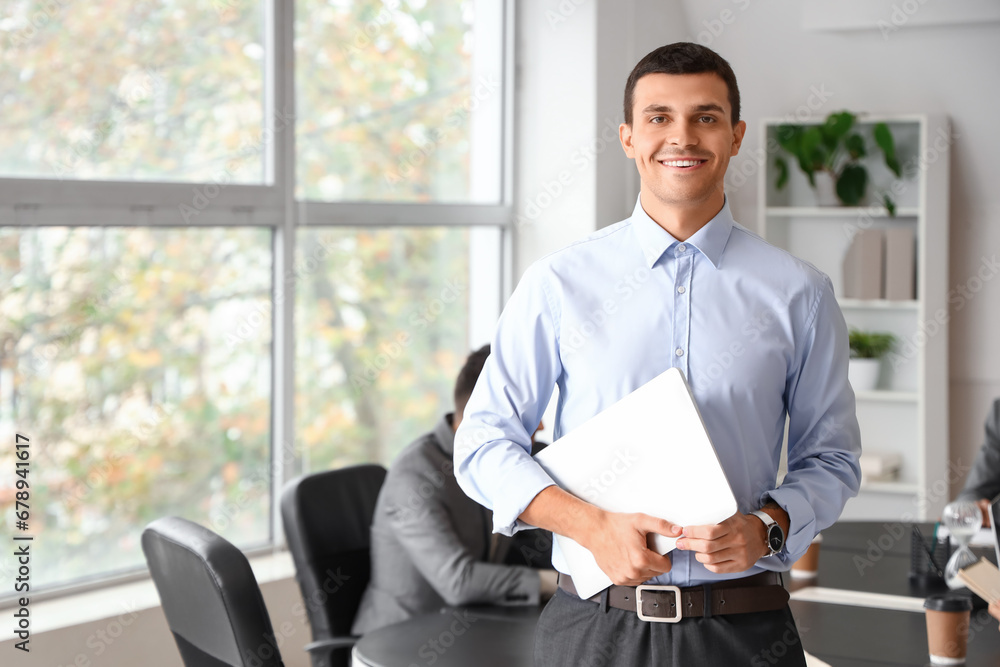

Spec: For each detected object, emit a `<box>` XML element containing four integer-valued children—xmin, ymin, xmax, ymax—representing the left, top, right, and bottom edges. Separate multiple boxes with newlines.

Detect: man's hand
<box><xmin>677</xmin><ymin>511</ymin><xmax>772</xmax><ymax>574</ymax></box>
<box><xmin>582</xmin><ymin>511</ymin><xmax>680</xmax><ymax>586</ymax></box>
<box><xmin>976</xmin><ymin>498</ymin><xmax>992</xmax><ymax>527</ymax></box>
<box><xmin>520</xmin><ymin>487</ymin><xmax>680</xmax><ymax>586</ymax></box>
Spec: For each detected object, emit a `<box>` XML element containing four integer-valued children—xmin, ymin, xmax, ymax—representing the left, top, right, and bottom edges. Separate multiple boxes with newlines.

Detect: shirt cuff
<box><xmin>491</xmin><ymin>461</ymin><xmax>556</xmax><ymax>536</ymax></box>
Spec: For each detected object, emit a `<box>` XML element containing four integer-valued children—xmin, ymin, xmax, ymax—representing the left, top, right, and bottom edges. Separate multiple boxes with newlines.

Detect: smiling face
<box><xmin>620</xmin><ymin>72</ymin><xmax>746</xmax><ymax>224</ymax></box>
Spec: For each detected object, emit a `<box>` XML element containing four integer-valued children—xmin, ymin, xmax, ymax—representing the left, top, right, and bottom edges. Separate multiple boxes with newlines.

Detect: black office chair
<box><xmin>141</xmin><ymin>516</ymin><xmax>284</xmax><ymax>667</ymax></box>
<box><xmin>280</xmin><ymin>464</ymin><xmax>386</xmax><ymax>667</ymax></box>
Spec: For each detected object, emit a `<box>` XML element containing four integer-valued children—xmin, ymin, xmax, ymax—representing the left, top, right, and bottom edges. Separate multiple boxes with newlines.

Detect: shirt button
<box><xmin>675</xmin><ymin>348</ymin><xmax>684</xmax><ymax>357</ymax></box>
<box><xmin>677</xmin><ymin>244</ymin><xmax>687</xmax><ymax>253</ymax></box>
<box><xmin>677</xmin><ymin>285</ymin><xmax>686</xmax><ymax>294</ymax></box>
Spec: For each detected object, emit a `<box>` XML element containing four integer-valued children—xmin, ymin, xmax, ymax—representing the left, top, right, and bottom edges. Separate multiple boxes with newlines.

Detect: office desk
<box><xmin>790</xmin><ymin>599</ymin><xmax>1000</xmax><ymax>666</ymax></box>
<box><xmin>353</xmin><ymin>605</ymin><xmax>538</xmax><ymax>667</ymax></box>
<box><xmin>353</xmin><ymin>522</ymin><xmax>1000</xmax><ymax>666</ymax></box>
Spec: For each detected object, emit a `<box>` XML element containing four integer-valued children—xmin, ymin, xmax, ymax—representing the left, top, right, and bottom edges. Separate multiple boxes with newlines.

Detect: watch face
<box><xmin>768</xmin><ymin>526</ymin><xmax>784</xmax><ymax>552</ymax></box>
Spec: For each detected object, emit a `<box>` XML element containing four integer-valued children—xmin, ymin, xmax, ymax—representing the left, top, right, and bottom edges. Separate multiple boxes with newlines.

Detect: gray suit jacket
<box><xmin>957</xmin><ymin>399</ymin><xmax>1000</xmax><ymax>502</ymax></box>
<box><xmin>352</xmin><ymin>414</ymin><xmax>540</xmax><ymax>635</ymax></box>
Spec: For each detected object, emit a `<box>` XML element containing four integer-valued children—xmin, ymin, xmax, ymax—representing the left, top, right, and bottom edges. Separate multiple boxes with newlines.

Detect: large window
<box><xmin>0</xmin><ymin>2</ymin><xmax>267</xmax><ymax>183</ymax></box>
<box><xmin>0</xmin><ymin>0</ymin><xmax>510</xmax><ymax>601</ymax></box>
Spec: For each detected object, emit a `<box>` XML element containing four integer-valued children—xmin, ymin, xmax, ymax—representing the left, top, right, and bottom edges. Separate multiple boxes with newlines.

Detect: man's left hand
<box><xmin>675</xmin><ymin>512</ymin><xmax>770</xmax><ymax>573</ymax></box>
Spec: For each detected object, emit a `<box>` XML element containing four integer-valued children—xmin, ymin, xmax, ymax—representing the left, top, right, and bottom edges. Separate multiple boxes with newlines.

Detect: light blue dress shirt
<box><xmin>455</xmin><ymin>195</ymin><xmax>862</xmax><ymax>587</ymax></box>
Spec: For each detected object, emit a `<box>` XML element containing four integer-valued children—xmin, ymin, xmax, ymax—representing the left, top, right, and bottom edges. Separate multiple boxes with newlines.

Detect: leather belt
<box><xmin>558</xmin><ymin>571</ymin><xmax>789</xmax><ymax>622</ymax></box>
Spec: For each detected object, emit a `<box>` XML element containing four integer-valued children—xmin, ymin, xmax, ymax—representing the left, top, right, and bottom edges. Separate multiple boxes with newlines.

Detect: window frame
<box><xmin>0</xmin><ymin>0</ymin><xmax>515</xmax><ymax>604</ymax></box>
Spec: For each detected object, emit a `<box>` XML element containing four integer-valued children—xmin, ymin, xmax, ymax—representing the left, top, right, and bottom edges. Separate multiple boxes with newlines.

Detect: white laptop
<box><xmin>534</xmin><ymin>367</ymin><xmax>737</xmax><ymax>598</ymax></box>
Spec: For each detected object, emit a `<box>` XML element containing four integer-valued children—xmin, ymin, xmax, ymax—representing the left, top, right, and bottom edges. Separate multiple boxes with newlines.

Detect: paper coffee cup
<box><xmin>791</xmin><ymin>534</ymin><xmax>822</xmax><ymax>580</ymax></box>
<box><xmin>924</xmin><ymin>594</ymin><xmax>972</xmax><ymax>665</ymax></box>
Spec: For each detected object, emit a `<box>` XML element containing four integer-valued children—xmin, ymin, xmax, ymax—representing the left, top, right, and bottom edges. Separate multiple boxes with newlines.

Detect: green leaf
<box><xmin>836</xmin><ymin>163</ymin><xmax>868</xmax><ymax>205</ymax></box>
<box><xmin>874</xmin><ymin>123</ymin><xmax>902</xmax><ymax>177</ymax></box>
<box><xmin>776</xmin><ymin>125</ymin><xmax>802</xmax><ymax>155</ymax></box>
<box><xmin>849</xmin><ymin>328</ymin><xmax>896</xmax><ymax>358</ymax></box>
<box><xmin>821</xmin><ymin>111</ymin><xmax>855</xmax><ymax>147</ymax></box>
<box><xmin>883</xmin><ymin>193</ymin><xmax>896</xmax><ymax>217</ymax></box>
<box><xmin>775</xmin><ymin>156</ymin><xmax>789</xmax><ymax>190</ymax></box>
<box><xmin>845</xmin><ymin>133</ymin><xmax>866</xmax><ymax>160</ymax></box>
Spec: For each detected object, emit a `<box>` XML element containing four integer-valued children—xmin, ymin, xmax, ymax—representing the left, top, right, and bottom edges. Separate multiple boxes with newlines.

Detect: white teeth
<box><xmin>661</xmin><ymin>160</ymin><xmax>703</xmax><ymax>167</ymax></box>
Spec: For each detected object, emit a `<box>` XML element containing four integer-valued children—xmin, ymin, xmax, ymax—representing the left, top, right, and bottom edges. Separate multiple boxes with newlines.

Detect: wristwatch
<box><xmin>751</xmin><ymin>509</ymin><xmax>785</xmax><ymax>557</ymax></box>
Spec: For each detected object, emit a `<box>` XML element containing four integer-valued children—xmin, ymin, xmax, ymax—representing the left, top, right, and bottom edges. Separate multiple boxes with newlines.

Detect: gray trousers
<box><xmin>533</xmin><ymin>588</ymin><xmax>808</xmax><ymax>667</ymax></box>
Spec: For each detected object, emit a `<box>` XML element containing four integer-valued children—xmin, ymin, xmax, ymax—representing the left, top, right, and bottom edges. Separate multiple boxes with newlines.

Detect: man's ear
<box><xmin>619</xmin><ymin>122</ymin><xmax>635</xmax><ymax>158</ymax></box>
<box><xmin>731</xmin><ymin>120</ymin><xmax>747</xmax><ymax>157</ymax></box>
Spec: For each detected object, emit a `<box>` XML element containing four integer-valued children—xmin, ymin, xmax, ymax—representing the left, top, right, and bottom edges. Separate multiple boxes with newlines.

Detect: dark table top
<box><xmin>354</xmin><ymin>522</ymin><xmax>1000</xmax><ymax>667</ymax></box>
<box><xmin>354</xmin><ymin>605</ymin><xmax>539</xmax><ymax>667</ymax></box>
<box><xmin>790</xmin><ymin>599</ymin><xmax>1000</xmax><ymax>667</ymax></box>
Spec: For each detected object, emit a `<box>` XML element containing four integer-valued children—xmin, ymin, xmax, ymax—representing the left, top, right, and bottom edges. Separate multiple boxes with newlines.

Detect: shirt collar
<box><xmin>631</xmin><ymin>194</ymin><xmax>735</xmax><ymax>270</ymax></box>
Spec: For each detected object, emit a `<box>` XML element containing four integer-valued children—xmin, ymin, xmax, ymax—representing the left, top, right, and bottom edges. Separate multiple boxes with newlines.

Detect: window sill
<box><xmin>0</xmin><ymin>550</ymin><xmax>296</xmax><ymax>641</ymax></box>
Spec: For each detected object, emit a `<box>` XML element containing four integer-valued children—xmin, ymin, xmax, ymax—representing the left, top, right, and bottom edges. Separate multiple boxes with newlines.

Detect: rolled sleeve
<box><xmin>762</xmin><ymin>277</ymin><xmax>862</xmax><ymax>563</ymax></box>
<box><xmin>455</xmin><ymin>263</ymin><xmax>561</xmax><ymax>536</ymax></box>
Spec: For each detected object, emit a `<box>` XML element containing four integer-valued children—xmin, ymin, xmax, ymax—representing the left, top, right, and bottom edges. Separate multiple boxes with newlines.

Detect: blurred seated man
<box><xmin>352</xmin><ymin>345</ymin><xmax>557</xmax><ymax>634</ymax></box>
<box><xmin>956</xmin><ymin>399</ymin><xmax>1000</xmax><ymax>526</ymax></box>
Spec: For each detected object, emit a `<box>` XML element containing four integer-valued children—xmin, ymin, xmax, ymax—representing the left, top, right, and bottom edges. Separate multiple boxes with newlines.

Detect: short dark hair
<box><xmin>454</xmin><ymin>344</ymin><xmax>490</xmax><ymax>415</ymax></box>
<box><xmin>623</xmin><ymin>42</ymin><xmax>740</xmax><ymax>127</ymax></box>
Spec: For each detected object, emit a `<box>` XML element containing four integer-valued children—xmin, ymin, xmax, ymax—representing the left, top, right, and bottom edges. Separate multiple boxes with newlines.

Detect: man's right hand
<box><xmin>583</xmin><ymin>511</ymin><xmax>679</xmax><ymax>586</ymax></box>
<box><xmin>520</xmin><ymin>486</ymin><xmax>679</xmax><ymax>586</ymax></box>
<box><xmin>976</xmin><ymin>498</ymin><xmax>992</xmax><ymax>527</ymax></box>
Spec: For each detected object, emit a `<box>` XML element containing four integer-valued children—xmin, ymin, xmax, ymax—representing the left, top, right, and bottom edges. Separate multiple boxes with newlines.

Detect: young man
<box><xmin>455</xmin><ymin>43</ymin><xmax>862</xmax><ymax>665</ymax></box>
<box><xmin>352</xmin><ymin>345</ymin><xmax>557</xmax><ymax>635</ymax></box>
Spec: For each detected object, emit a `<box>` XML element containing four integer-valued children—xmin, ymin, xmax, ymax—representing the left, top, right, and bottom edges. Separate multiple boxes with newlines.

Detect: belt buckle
<box><xmin>635</xmin><ymin>584</ymin><xmax>682</xmax><ymax>623</ymax></box>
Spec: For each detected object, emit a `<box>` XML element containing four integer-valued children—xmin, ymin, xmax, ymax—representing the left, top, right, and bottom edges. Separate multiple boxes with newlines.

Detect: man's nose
<box><xmin>666</xmin><ymin>120</ymin><xmax>699</xmax><ymax>147</ymax></box>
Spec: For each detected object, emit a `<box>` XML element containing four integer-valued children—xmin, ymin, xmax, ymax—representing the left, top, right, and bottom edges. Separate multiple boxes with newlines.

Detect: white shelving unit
<box><xmin>758</xmin><ymin>114</ymin><xmax>951</xmax><ymax>521</ymax></box>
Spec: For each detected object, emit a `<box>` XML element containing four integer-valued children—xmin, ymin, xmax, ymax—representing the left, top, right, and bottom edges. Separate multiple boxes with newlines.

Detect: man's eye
<box><xmin>650</xmin><ymin>116</ymin><xmax>665</xmax><ymax>124</ymax></box>
<box><xmin>699</xmin><ymin>116</ymin><xmax>716</xmax><ymax>123</ymax></box>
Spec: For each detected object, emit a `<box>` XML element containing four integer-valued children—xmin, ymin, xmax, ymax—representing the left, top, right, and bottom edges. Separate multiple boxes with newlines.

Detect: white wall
<box><xmin>515</xmin><ymin>0</ymin><xmax>1000</xmax><ymax>497</ymax></box>
<box><xmin>678</xmin><ymin>0</ymin><xmax>1000</xmax><ymax>495</ymax></box>
<box><xmin>512</xmin><ymin>0</ymin><xmax>687</xmax><ymax>279</ymax></box>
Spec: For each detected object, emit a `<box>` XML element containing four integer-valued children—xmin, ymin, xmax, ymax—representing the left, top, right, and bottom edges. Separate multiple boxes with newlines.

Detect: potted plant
<box><xmin>774</xmin><ymin>111</ymin><xmax>903</xmax><ymax>215</ymax></box>
<box><xmin>848</xmin><ymin>328</ymin><xmax>896</xmax><ymax>391</ymax></box>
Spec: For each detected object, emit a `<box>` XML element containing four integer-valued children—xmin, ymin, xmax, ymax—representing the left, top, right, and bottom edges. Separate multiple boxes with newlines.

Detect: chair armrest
<box><xmin>304</xmin><ymin>636</ymin><xmax>359</xmax><ymax>653</ymax></box>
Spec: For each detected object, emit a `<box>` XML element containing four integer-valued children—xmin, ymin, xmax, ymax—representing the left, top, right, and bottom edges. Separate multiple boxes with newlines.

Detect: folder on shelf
<box><xmin>884</xmin><ymin>227</ymin><xmax>915</xmax><ymax>300</ymax></box>
<box><xmin>533</xmin><ymin>367</ymin><xmax>737</xmax><ymax>599</ymax></box>
<box><xmin>842</xmin><ymin>229</ymin><xmax>884</xmax><ymax>300</ymax></box>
